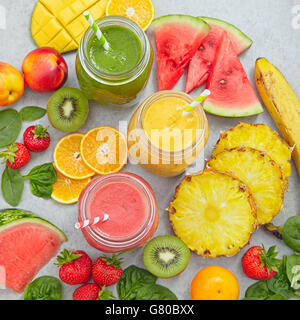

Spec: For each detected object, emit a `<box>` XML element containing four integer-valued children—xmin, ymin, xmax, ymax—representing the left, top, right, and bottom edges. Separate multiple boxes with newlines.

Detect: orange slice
<box><xmin>54</xmin><ymin>133</ymin><xmax>95</xmax><ymax>180</ymax></box>
<box><xmin>106</xmin><ymin>0</ymin><xmax>155</xmax><ymax>31</ymax></box>
<box><xmin>80</xmin><ymin>127</ymin><xmax>128</xmax><ymax>175</ymax></box>
<box><xmin>51</xmin><ymin>164</ymin><xmax>91</xmax><ymax>204</ymax></box>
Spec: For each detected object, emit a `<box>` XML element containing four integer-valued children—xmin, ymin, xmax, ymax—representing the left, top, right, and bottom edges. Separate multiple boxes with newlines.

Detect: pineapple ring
<box><xmin>169</xmin><ymin>169</ymin><xmax>256</xmax><ymax>258</ymax></box>
<box><xmin>207</xmin><ymin>147</ymin><xmax>284</xmax><ymax>226</ymax></box>
<box><xmin>212</xmin><ymin>123</ymin><xmax>291</xmax><ymax>187</ymax></box>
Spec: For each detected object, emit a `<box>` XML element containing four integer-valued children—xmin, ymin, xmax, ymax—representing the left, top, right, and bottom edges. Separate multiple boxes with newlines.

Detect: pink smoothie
<box><xmin>89</xmin><ymin>182</ymin><xmax>148</xmax><ymax>240</ymax></box>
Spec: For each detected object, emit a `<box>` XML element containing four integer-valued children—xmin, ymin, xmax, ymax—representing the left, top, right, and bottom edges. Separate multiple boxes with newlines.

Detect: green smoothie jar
<box><xmin>76</xmin><ymin>16</ymin><xmax>153</xmax><ymax>108</ymax></box>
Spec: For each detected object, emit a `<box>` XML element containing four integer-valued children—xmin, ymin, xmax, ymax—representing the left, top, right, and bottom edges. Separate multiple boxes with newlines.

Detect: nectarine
<box><xmin>0</xmin><ymin>62</ymin><xmax>24</xmax><ymax>106</ymax></box>
<box><xmin>22</xmin><ymin>47</ymin><xmax>68</xmax><ymax>92</ymax></box>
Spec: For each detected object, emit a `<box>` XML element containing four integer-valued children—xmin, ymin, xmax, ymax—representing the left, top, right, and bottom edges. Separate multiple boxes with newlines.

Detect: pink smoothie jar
<box><xmin>78</xmin><ymin>172</ymin><xmax>159</xmax><ymax>253</ymax></box>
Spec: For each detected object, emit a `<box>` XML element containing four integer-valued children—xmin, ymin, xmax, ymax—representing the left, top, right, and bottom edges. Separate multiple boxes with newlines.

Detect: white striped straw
<box><xmin>182</xmin><ymin>89</ymin><xmax>211</xmax><ymax>116</ymax></box>
<box><xmin>75</xmin><ymin>214</ymin><xmax>109</xmax><ymax>230</ymax></box>
<box><xmin>83</xmin><ymin>11</ymin><xmax>111</xmax><ymax>51</ymax></box>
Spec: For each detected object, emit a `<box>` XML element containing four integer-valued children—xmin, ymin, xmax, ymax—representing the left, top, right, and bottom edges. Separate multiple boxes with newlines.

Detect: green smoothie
<box><xmin>76</xmin><ymin>16</ymin><xmax>153</xmax><ymax>108</ymax></box>
<box><xmin>87</xmin><ymin>25</ymin><xmax>143</xmax><ymax>74</ymax></box>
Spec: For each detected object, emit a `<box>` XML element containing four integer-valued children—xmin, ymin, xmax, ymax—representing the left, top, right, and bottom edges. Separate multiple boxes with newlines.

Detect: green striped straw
<box><xmin>83</xmin><ymin>11</ymin><xmax>111</xmax><ymax>51</ymax></box>
<box><xmin>182</xmin><ymin>89</ymin><xmax>211</xmax><ymax>116</ymax></box>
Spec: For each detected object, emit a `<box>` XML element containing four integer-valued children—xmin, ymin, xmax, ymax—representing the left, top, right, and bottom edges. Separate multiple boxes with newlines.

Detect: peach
<box><xmin>0</xmin><ymin>62</ymin><xmax>25</xmax><ymax>106</ymax></box>
<box><xmin>22</xmin><ymin>47</ymin><xmax>68</xmax><ymax>92</ymax></box>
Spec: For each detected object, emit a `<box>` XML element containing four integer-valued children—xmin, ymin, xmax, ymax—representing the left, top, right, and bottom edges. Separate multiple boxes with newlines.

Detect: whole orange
<box><xmin>191</xmin><ymin>266</ymin><xmax>239</xmax><ymax>300</ymax></box>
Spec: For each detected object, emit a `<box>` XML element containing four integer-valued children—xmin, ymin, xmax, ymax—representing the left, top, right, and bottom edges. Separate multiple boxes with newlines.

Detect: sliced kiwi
<box><xmin>47</xmin><ymin>88</ymin><xmax>89</xmax><ymax>132</ymax></box>
<box><xmin>143</xmin><ymin>235</ymin><xmax>190</xmax><ymax>278</ymax></box>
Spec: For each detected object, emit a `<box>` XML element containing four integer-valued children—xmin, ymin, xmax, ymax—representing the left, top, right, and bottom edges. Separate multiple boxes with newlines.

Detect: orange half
<box><xmin>106</xmin><ymin>0</ymin><xmax>155</xmax><ymax>31</ymax></box>
<box><xmin>51</xmin><ymin>164</ymin><xmax>91</xmax><ymax>204</ymax></box>
<box><xmin>54</xmin><ymin>133</ymin><xmax>95</xmax><ymax>180</ymax></box>
<box><xmin>80</xmin><ymin>127</ymin><xmax>128</xmax><ymax>175</ymax></box>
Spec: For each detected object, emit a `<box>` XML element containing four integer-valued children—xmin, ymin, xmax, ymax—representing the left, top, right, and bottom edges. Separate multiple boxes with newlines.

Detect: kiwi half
<box><xmin>47</xmin><ymin>88</ymin><xmax>89</xmax><ymax>132</ymax></box>
<box><xmin>143</xmin><ymin>235</ymin><xmax>190</xmax><ymax>278</ymax></box>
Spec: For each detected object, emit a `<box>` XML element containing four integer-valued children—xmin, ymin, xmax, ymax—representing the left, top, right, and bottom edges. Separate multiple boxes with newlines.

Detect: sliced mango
<box><xmin>31</xmin><ymin>0</ymin><xmax>108</xmax><ymax>53</ymax></box>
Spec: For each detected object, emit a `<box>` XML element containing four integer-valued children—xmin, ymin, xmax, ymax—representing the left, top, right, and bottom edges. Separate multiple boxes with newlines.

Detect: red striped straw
<box><xmin>75</xmin><ymin>214</ymin><xmax>109</xmax><ymax>230</ymax></box>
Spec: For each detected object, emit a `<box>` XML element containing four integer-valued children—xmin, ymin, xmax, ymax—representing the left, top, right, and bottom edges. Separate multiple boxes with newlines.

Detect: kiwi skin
<box><xmin>47</xmin><ymin>87</ymin><xmax>89</xmax><ymax>132</ymax></box>
<box><xmin>143</xmin><ymin>235</ymin><xmax>190</xmax><ymax>279</ymax></box>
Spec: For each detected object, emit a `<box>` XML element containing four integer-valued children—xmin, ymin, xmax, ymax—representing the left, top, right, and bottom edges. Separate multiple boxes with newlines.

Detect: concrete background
<box><xmin>0</xmin><ymin>0</ymin><xmax>299</xmax><ymax>300</ymax></box>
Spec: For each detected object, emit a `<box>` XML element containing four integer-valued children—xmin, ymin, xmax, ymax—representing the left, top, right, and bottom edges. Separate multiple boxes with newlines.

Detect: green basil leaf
<box><xmin>30</xmin><ymin>181</ymin><xmax>53</xmax><ymax>199</ymax></box>
<box><xmin>282</xmin><ymin>216</ymin><xmax>300</xmax><ymax>252</ymax></box>
<box><xmin>117</xmin><ymin>265</ymin><xmax>157</xmax><ymax>300</ymax></box>
<box><xmin>25</xmin><ymin>163</ymin><xmax>57</xmax><ymax>185</ymax></box>
<box><xmin>244</xmin><ymin>281</ymin><xmax>271</xmax><ymax>300</ymax></box>
<box><xmin>135</xmin><ymin>284</ymin><xmax>178</xmax><ymax>300</ymax></box>
<box><xmin>24</xmin><ymin>276</ymin><xmax>62</xmax><ymax>300</ymax></box>
<box><xmin>0</xmin><ymin>109</ymin><xmax>22</xmax><ymax>148</ymax></box>
<box><xmin>19</xmin><ymin>106</ymin><xmax>46</xmax><ymax>121</ymax></box>
<box><xmin>1</xmin><ymin>166</ymin><xmax>24</xmax><ymax>206</ymax></box>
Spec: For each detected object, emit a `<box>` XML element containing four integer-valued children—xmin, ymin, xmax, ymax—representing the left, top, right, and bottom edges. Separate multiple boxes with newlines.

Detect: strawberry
<box><xmin>56</xmin><ymin>249</ymin><xmax>92</xmax><ymax>285</ymax></box>
<box><xmin>92</xmin><ymin>253</ymin><xmax>126</xmax><ymax>287</ymax></box>
<box><xmin>73</xmin><ymin>284</ymin><xmax>116</xmax><ymax>301</ymax></box>
<box><xmin>242</xmin><ymin>245</ymin><xmax>280</xmax><ymax>280</ymax></box>
<box><xmin>23</xmin><ymin>125</ymin><xmax>50</xmax><ymax>152</ymax></box>
<box><xmin>0</xmin><ymin>143</ymin><xmax>31</xmax><ymax>169</ymax></box>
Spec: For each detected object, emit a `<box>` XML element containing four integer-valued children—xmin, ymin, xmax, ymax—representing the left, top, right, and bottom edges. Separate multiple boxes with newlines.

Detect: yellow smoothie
<box><xmin>127</xmin><ymin>91</ymin><xmax>209</xmax><ymax>177</ymax></box>
<box><xmin>142</xmin><ymin>97</ymin><xmax>200</xmax><ymax>151</ymax></box>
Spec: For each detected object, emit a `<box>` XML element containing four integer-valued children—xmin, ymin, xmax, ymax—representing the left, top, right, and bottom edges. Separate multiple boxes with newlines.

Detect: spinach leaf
<box><xmin>244</xmin><ymin>281</ymin><xmax>271</xmax><ymax>300</ymax></box>
<box><xmin>282</xmin><ymin>216</ymin><xmax>300</xmax><ymax>252</ymax></box>
<box><xmin>30</xmin><ymin>181</ymin><xmax>53</xmax><ymax>199</ymax></box>
<box><xmin>0</xmin><ymin>109</ymin><xmax>22</xmax><ymax>148</ymax></box>
<box><xmin>135</xmin><ymin>284</ymin><xmax>178</xmax><ymax>300</ymax></box>
<box><xmin>267</xmin><ymin>256</ymin><xmax>295</xmax><ymax>299</ymax></box>
<box><xmin>19</xmin><ymin>106</ymin><xmax>46</xmax><ymax>121</ymax></box>
<box><xmin>117</xmin><ymin>265</ymin><xmax>157</xmax><ymax>300</ymax></box>
<box><xmin>286</xmin><ymin>254</ymin><xmax>300</xmax><ymax>284</ymax></box>
<box><xmin>24</xmin><ymin>276</ymin><xmax>62</xmax><ymax>300</ymax></box>
<box><xmin>25</xmin><ymin>163</ymin><xmax>57</xmax><ymax>185</ymax></box>
<box><xmin>1</xmin><ymin>166</ymin><xmax>24</xmax><ymax>206</ymax></box>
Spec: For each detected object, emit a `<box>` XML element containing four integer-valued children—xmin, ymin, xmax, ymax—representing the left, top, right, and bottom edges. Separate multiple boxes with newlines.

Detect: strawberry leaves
<box><xmin>98</xmin><ymin>286</ymin><xmax>116</xmax><ymax>300</ymax></box>
<box><xmin>32</xmin><ymin>125</ymin><xmax>49</xmax><ymax>139</ymax></box>
<box><xmin>258</xmin><ymin>245</ymin><xmax>281</xmax><ymax>274</ymax></box>
<box><xmin>55</xmin><ymin>249</ymin><xmax>82</xmax><ymax>266</ymax></box>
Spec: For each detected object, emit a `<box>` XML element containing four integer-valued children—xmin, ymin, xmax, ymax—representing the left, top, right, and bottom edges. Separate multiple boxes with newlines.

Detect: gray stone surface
<box><xmin>0</xmin><ymin>0</ymin><xmax>299</xmax><ymax>300</ymax></box>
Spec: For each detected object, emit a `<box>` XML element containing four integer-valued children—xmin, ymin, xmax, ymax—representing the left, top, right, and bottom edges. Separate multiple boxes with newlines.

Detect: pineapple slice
<box><xmin>207</xmin><ymin>147</ymin><xmax>284</xmax><ymax>225</ymax></box>
<box><xmin>168</xmin><ymin>169</ymin><xmax>256</xmax><ymax>258</ymax></box>
<box><xmin>212</xmin><ymin>123</ymin><xmax>291</xmax><ymax>186</ymax></box>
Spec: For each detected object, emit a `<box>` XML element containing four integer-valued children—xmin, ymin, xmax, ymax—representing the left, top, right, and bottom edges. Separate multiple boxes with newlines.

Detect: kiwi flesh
<box><xmin>47</xmin><ymin>88</ymin><xmax>89</xmax><ymax>132</ymax></box>
<box><xmin>143</xmin><ymin>235</ymin><xmax>190</xmax><ymax>278</ymax></box>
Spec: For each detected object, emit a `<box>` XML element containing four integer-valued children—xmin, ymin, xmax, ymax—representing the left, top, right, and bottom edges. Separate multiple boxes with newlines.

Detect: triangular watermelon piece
<box><xmin>185</xmin><ymin>17</ymin><xmax>253</xmax><ymax>93</ymax></box>
<box><xmin>203</xmin><ymin>32</ymin><xmax>263</xmax><ymax>117</ymax></box>
<box><xmin>0</xmin><ymin>209</ymin><xmax>66</xmax><ymax>293</ymax></box>
<box><xmin>153</xmin><ymin>15</ymin><xmax>210</xmax><ymax>91</ymax></box>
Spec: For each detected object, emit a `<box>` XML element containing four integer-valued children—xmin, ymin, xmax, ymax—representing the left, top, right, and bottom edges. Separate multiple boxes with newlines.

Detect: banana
<box><xmin>255</xmin><ymin>58</ymin><xmax>300</xmax><ymax>176</ymax></box>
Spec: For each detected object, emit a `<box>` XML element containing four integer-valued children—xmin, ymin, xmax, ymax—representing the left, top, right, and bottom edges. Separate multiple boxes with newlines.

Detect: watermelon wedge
<box><xmin>153</xmin><ymin>15</ymin><xmax>210</xmax><ymax>91</ymax></box>
<box><xmin>203</xmin><ymin>32</ymin><xmax>263</xmax><ymax>117</ymax></box>
<box><xmin>0</xmin><ymin>209</ymin><xmax>66</xmax><ymax>293</ymax></box>
<box><xmin>185</xmin><ymin>17</ymin><xmax>253</xmax><ymax>93</ymax></box>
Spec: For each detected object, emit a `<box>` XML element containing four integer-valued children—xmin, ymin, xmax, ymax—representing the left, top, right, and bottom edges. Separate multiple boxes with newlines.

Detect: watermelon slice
<box><xmin>185</xmin><ymin>17</ymin><xmax>253</xmax><ymax>93</ymax></box>
<box><xmin>0</xmin><ymin>209</ymin><xmax>66</xmax><ymax>293</ymax></box>
<box><xmin>153</xmin><ymin>15</ymin><xmax>210</xmax><ymax>91</ymax></box>
<box><xmin>203</xmin><ymin>32</ymin><xmax>263</xmax><ymax>117</ymax></box>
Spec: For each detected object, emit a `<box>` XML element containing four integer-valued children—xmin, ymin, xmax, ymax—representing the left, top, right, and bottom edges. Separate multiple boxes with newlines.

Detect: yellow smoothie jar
<box><xmin>127</xmin><ymin>91</ymin><xmax>209</xmax><ymax>177</ymax></box>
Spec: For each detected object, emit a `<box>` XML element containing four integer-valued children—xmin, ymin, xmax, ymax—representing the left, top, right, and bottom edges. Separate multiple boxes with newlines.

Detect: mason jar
<box><xmin>127</xmin><ymin>91</ymin><xmax>209</xmax><ymax>177</ymax></box>
<box><xmin>76</xmin><ymin>16</ymin><xmax>153</xmax><ymax>108</ymax></box>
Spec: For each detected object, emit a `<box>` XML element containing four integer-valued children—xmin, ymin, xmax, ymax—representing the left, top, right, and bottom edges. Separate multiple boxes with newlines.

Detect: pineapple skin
<box><xmin>212</xmin><ymin>122</ymin><xmax>291</xmax><ymax>188</ymax></box>
<box><xmin>255</xmin><ymin>58</ymin><xmax>300</xmax><ymax>177</ymax></box>
<box><xmin>168</xmin><ymin>169</ymin><xmax>257</xmax><ymax>258</ymax></box>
